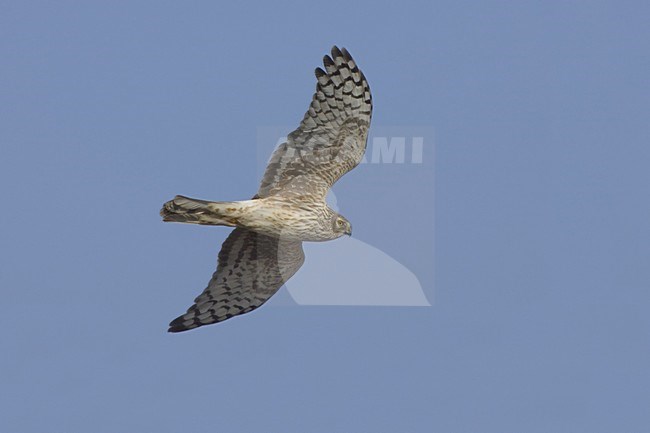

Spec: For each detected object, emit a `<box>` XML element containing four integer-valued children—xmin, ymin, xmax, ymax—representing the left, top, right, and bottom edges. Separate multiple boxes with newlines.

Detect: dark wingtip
<box><xmin>340</xmin><ymin>47</ymin><xmax>353</xmax><ymax>61</ymax></box>
<box><xmin>168</xmin><ymin>316</ymin><xmax>195</xmax><ymax>333</ymax></box>
<box><xmin>323</xmin><ymin>54</ymin><xmax>334</xmax><ymax>68</ymax></box>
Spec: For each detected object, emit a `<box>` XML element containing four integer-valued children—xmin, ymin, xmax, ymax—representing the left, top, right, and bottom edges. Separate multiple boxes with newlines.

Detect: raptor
<box><xmin>161</xmin><ymin>46</ymin><xmax>372</xmax><ymax>332</ymax></box>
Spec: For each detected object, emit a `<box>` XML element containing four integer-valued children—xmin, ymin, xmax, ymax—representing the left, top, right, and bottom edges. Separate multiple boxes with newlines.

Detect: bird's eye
<box><xmin>337</xmin><ymin>219</ymin><xmax>344</xmax><ymax>226</ymax></box>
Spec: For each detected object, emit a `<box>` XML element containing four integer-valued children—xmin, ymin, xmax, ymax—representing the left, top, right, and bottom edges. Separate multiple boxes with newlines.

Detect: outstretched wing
<box><xmin>168</xmin><ymin>228</ymin><xmax>304</xmax><ymax>332</ymax></box>
<box><xmin>257</xmin><ymin>46</ymin><xmax>372</xmax><ymax>199</ymax></box>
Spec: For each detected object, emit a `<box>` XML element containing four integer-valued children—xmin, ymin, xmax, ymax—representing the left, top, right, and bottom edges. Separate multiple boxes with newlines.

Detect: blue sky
<box><xmin>1</xmin><ymin>1</ymin><xmax>650</xmax><ymax>432</ymax></box>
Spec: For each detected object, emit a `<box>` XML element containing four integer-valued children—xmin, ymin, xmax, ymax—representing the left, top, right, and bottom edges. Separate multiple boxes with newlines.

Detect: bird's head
<box><xmin>332</xmin><ymin>214</ymin><xmax>352</xmax><ymax>237</ymax></box>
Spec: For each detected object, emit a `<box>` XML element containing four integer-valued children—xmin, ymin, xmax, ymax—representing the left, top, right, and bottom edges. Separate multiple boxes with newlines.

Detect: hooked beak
<box><xmin>345</xmin><ymin>226</ymin><xmax>352</xmax><ymax>236</ymax></box>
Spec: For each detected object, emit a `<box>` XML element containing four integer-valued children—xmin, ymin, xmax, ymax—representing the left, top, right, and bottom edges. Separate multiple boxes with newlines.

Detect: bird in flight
<box><xmin>161</xmin><ymin>46</ymin><xmax>372</xmax><ymax>332</ymax></box>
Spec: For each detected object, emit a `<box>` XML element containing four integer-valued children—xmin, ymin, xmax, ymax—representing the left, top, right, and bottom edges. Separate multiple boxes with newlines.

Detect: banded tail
<box><xmin>160</xmin><ymin>195</ymin><xmax>245</xmax><ymax>226</ymax></box>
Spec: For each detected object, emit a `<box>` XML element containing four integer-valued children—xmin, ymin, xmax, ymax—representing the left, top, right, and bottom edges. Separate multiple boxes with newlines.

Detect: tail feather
<box><xmin>160</xmin><ymin>195</ymin><xmax>240</xmax><ymax>226</ymax></box>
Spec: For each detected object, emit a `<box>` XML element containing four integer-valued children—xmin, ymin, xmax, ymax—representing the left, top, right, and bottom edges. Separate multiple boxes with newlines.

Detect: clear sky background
<box><xmin>2</xmin><ymin>1</ymin><xmax>649</xmax><ymax>432</ymax></box>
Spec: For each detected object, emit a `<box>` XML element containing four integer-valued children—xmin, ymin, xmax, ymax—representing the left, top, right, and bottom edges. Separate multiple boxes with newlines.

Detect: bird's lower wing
<box><xmin>168</xmin><ymin>228</ymin><xmax>304</xmax><ymax>332</ymax></box>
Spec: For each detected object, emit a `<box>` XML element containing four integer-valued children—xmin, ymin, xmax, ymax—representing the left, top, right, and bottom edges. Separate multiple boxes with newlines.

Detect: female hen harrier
<box><xmin>161</xmin><ymin>46</ymin><xmax>372</xmax><ymax>332</ymax></box>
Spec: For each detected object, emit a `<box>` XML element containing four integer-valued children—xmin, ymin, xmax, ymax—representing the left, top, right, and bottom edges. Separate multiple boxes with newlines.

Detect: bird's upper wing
<box><xmin>168</xmin><ymin>228</ymin><xmax>304</xmax><ymax>332</ymax></box>
<box><xmin>257</xmin><ymin>46</ymin><xmax>372</xmax><ymax>199</ymax></box>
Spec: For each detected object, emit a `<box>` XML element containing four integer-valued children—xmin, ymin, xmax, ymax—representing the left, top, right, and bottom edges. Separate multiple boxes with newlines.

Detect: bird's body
<box><xmin>162</xmin><ymin>195</ymin><xmax>344</xmax><ymax>242</ymax></box>
<box><xmin>161</xmin><ymin>46</ymin><xmax>372</xmax><ymax>332</ymax></box>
